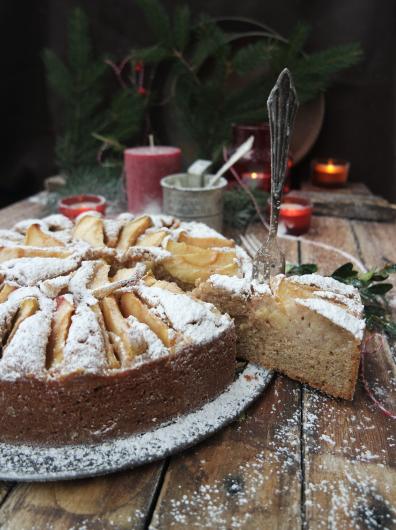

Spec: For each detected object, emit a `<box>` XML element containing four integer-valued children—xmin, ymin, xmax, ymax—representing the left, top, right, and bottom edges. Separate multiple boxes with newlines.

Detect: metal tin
<box><xmin>161</xmin><ymin>173</ymin><xmax>227</xmax><ymax>230</ymax></box>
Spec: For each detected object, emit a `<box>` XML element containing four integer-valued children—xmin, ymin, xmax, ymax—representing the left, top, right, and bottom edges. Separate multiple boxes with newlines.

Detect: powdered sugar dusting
<box><xmin>126</xmin><ymin>315</ymin><xmax>169</xmax><ymax>363</ymax></box>
<box><xmin>0</xmin><ymin>309</ymin><xmax>53</xmax><ymax>380</ymax></box>
<box><xmin>0</xmin><ymin>364</ymin><xmax>271</xmax><ymax>480</ymax></box>
<box><xmin>60</xmin><ymin>304</ymin><xmax>108</xmax><ymax>375</ymax></box>
<box><xmin>289</xmin><ymin>274</ymin><xmax>357</xmax><ymax>297</ymax></box>
<box><xmin>137</xmin><ymin>284</ymin><xmax>232</xmax><ymax>345</ymax></box>
<box><xmin>296</xmin><ymin>297</ymin><xmax>365</xmax><ymax>340</ymax></box>
<box><xmin>0</xmin><ymin>256</ymin><xmax>79</xmax><ymax>286</ymax></box>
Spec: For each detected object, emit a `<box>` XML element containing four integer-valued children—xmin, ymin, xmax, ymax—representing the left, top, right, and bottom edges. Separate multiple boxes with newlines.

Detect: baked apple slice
<box><xmin>120</xmin><ymin>292</ymin><xmax>175</xmax><ymax>347</ymax></box>
<box><xmin>5</xmin><ymin>298</ymin><xmax>39</xmax><ymax>346</ymax></box>
<box><xmin>73</xmin><ymin>215</ymin><xmax>104</xmax><ymax>247</ymax></box>
<box><xmin>91</xmin><ymin>303</ymin><xmax>120</xmax><ymax>369</ymax></box>
<box><xmin>101</xmin><ymin>296</ymin><xmax>145</xmax><ymax>359</ymax></box>
<box><xmin>116</xmin><ymin>216</ymin><xmax>152</xmax><ymax>250</ymax></box>
<box><xmin>136</xmin><ymin>230</ymin><xmax>167</xmax><ymax>247</ymax></box>
<box><xmin>24</xmin><ymin>223</ymin><xmax>65</xmax><ymax>248</ymax></box>
<box><xmin>46</xmin><ymin>295</ymin><xmax>74</xmax><ymax>368</ymax></box>
<box><xmin>162</xmin><ymin>256</ymin><xmax>205</xmax><ymax>285</ymax></box>
<box><xmin>182</xmin><ymin>250</ymin><xmax>218</xmax><ymax>267</ymax></box>
<box><xmin>89</xmin><ymin>261</ymin><xmax>110</xmax><ymax>289</ymax></box>
<box><xmin>153</xmin><ymin>280</ymin><xmax>183</xmax><ymax>294</ymax></box>
<box><xmin>0</xmin><ymin>246</ymin><xmax>71</xmax><ymax>262</ymax></box>
<box><xmin>0</xmin><ymin>284</ymin><xmax>16</xmax><ymax>303</ymax></box>
<box><xmin>179</xmin><ymin>232</ymin><xmax>235</xmax><ymax>248</ymax></box>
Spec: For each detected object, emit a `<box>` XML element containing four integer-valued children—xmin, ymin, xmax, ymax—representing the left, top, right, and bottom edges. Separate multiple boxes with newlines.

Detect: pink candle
<box><xmin>124</xmin><ymin>146</ymin><xmax>182</xmax><ymax>213</ymax></box>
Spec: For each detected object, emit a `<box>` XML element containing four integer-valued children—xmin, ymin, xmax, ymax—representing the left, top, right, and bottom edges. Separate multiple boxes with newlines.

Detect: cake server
<box><xmin>252</xmin><ymin>68</ymin><xmax>299</xmax><ymax>282</ymax></box>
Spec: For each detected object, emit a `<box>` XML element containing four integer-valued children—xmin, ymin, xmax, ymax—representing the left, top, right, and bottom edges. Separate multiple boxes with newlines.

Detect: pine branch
<box><xmin>284</xmin><ymin>22</ymin><xmax>310</xmax><ymax>61</ymax></box>
<box><xmin>232</xmin><ymin>40</ymin><xmax>278</xmax><ymax>75</ymax></box>
<box><xmin>42</xmin><ymin>49</ymin><xmax>73</xmax><ymax>101</ymax></box>
<box><xmin>135</xmin><ymin>0</ymin><xmax>172</xmax><ymax>45</ymax></box>
<box><xmin>173</xmin><ymin>5</ymin><xmax>190</xmax><ymax>52</ymax></box>
<box><xmin>130</xmin><ymin>44</ymin><xmax>171</xmax><ymax>63</ymax></box>
<box><xmin>191</xmin><ymin>16</ymin><xmax>228</xmax><ymax>70</ymax></box>
<box><xmin>95</xmin><ymin>89</ymin><xmax>146</xmax><ymax>148</ymax></box>
<box><xmin>68</xmin><ymin>7</ymin><xmax>92</xmax><ymax>74</ymax></box>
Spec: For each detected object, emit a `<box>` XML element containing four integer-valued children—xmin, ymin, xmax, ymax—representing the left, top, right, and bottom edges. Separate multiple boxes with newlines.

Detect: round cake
<box><xmin>0</xmin><ymin>213</ymin><xmax>245</xmax><ymax>445</ymax></box>
<box><xmin>0</xmin><ymin>211</ymin><xmax>365</xmax><ymax>447</ymax></box>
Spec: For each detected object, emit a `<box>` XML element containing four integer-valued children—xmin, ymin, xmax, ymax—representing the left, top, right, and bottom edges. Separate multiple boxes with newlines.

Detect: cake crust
<box><xmin>0</xmin><ymin>327</ymin><xmax>235</xmax><ymax>445</ymax></box>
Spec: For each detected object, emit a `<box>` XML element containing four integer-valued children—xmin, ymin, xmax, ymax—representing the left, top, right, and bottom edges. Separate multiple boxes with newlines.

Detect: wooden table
<box><xmin>0</xmin><ymin>196</ymin><xmax>394</xmax><ymax>530</ymax></box>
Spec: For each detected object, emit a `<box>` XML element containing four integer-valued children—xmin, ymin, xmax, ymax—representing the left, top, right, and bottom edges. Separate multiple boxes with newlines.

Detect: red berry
<box><xmin>137</xmin><ymin>87</ymin><xmax>148</xmax><ymax>96</ymax></box>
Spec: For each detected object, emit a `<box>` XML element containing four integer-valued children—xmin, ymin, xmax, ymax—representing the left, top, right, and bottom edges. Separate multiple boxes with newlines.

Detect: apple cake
<box><xmin>0</xmin><ymin>211</ymin><xmax>365</xmax><ymax>446</ymax></box>
<box><xmin>194</xmin><ymin>273</ymin><xmax>365</xmax><ymax>400</ymax></box>
<box><xmin>0</xmin><ymin>213</ymin><xmax>239</xmax><ymax>445</ymax></box>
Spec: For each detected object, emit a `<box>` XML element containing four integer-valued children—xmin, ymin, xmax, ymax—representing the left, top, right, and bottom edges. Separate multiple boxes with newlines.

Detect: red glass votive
<box><xmin>124</xmin><ymin>146</ymin><xmax>182</xmax><ymax>213</ymax></box>
<box><xmin>311</xmin><ymin>158</ymin><xmax>350</xmax><ymax>187</ymax></box>
<box><xmin>228</xmin><ymin>124</ymin><xmax>292</xmax><ymax>192</ymax></box>
<box><xmin>279</xmin><ymin>194</ymin><xmax>312</xmax><ymax>235</ymax></box>
<box><xmin>58</xmin><ymin>194</ymin><xmax>106</xmax><ymax>220</ymax></box>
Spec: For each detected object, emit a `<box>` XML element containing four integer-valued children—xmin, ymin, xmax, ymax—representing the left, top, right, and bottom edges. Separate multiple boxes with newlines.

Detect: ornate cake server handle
<box><xmin>252</xmin><ymin>68</ymin><xmax>299</xmax><ymax>282</ymax></box>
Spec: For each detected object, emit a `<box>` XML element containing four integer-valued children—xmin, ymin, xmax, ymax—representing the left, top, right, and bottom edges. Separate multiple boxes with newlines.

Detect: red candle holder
<box><xmin>277</xmin><ymin>194</ymin><xmax>312</xmax><ymax>235</ymax></box>
<box><xmin>227</xmin><ymin>124</ymin><xmax>292</xmax><ymax>192</ymax></box>
<box><xmin>58</xmin><ymin>194</ymin><xmax>107</xmax><ymax>220</ymax></box>
<box><xmin>311</xmin><ymin>158</ymin><xmax>350</xmax><ymax>187</ymax></box>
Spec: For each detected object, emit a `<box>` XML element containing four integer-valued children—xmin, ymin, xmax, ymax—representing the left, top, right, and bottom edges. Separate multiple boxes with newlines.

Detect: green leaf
<box><xmin>136</xmin><ymin>0</ymin><xmax>172</xmax><ymax>45</ymax></box>
<box><xmin>372</xmin><ymin>271</ymin><xmax>389</xmax><ymax>281</ymax></box>
<box><xmin>286</xmin><ymin>263</ymin><xmax>318</xmax><ymax>276</ymax></box>
<box><xmin>173</xmin><ymin>4</ymin><xmax>190</xmax><ymax>51</ymax></box>
<box><xmin>383</xmin><ymin>264</ymin><xmax>396</xmax><ymax>274</ymax></box>
<box><xmin>383</xmin><ymin>320</ymin><xmax>396</xmax><ymax>338</ymax></box>
<box><xmin>357</xmin><ymin>270</ymin><xmax>374</xmax><ymax>283</ymax></box>
<box><xmin>367</xmin><ymin>283</ymin><xmax>393</xmax><ymax>295</ymax></box>
<box><xmin>331</xmin><ymin>262</ymin><xmax>357</xmax><ymax>280</ymax></box>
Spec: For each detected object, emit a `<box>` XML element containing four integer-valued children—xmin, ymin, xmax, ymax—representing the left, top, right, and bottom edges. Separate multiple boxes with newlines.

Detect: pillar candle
<box><xmin>124</xmin><ymin>146</ymin><xmax>182</xmax><ymax>213</ymax></box>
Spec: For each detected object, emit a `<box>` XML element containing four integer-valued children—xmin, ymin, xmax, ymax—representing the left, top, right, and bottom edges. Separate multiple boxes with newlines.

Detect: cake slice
<box><xmin>194</xmin><ymin>273</ymin><xmax>365</xmax><ymax>400</ymax></box>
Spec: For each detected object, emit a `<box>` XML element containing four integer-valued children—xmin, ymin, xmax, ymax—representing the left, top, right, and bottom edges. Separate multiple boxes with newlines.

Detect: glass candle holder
<box><xmin>266</xmin><ymin>194</ymin><xmax>312</xmax><ymax>235</ymax></box>
<box><xmin>280</xmin><ymin>194</ymin><xmax>312</xmax><ymax>235</ymax></box>
<box><xmin>230</xmin><ymin>123</ymin><xmax>271</xmax><ymax>190</ymax></box>
<box><xmin>228</xmin><ymin>123</ymin><xmax>291</xmax><ymax>192</ymax></box>
<box><xmin>311</xmin><ymin>158</ymin><xmax>350</xmax><ymax>187</ymax></box>
<box><xmin>58</xmin><ymin>194</ymin><xmax>107</xmax><ymax>220</ymax></box>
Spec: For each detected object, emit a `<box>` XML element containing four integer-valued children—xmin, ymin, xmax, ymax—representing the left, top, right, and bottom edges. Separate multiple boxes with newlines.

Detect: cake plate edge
<box><xmin>0</xmin><ymin>363</ymin><xmax>272</xmax><ymax>482</ymax></box>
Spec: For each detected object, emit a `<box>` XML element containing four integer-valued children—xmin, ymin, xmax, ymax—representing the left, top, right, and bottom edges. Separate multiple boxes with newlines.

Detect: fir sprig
<box><xmin>286</xmin><ymin>262</ymin><xmax>396</xmax><ymax>339</ymax></box>
<box><xmin>44</xmin><ymin>7</ymin><xmax>145</xmax><ymax>174</ymax></box>
<box><xmin>223</xmin><ymin>188</ymin><xmax>269</xmax><ymax>229</ymax></box>
<box><xmin>133</xmin><ymin>0</ymin><xmax>363</xmax><ymax>161</ymax></box>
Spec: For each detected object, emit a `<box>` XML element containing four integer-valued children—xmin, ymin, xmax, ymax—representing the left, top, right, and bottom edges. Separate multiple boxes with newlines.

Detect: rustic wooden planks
<box><xmin>0</xmin><ymin>195</ymin><xmax>47</xmax><ymax>229</ymax></box>
<box><xmin>149</xmin><ymin>230</ymin><xmax>301</xmax><ymax>529</ymax></box>
<box><xmin>300</xmin><ymin>217</ymin><xmax>396</xmax><ymax>529</ymax></box>
<box><xmin>0</xmin><ymin>464</ymin><xmax>167</xmax><ymax>530</ymax></box>
<box><xmin>150</xmin><ymin>377</ymin><xmax>302</xmax><ymax>530</ymax></box>
<box><xmin>0</xmin><ymin>199</ymin><xmax>394</xmax><ymax>529</ymax></box>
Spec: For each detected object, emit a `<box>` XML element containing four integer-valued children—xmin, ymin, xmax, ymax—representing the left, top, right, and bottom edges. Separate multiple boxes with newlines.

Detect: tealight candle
<box><xmin>58</xmin><ymin>194</ymin><xmax>107</xmax><ymax>220</ymax></box>
<box><xmin>279</xmin><ymin>195</ymin><xmax>312</xmax><ymax>235</ymax></box>
<box><xmin>311</xmin><ymin>158</ymin><xmax>350</xmax><ymax>187</ymax></box>
<box><xmin>124</xmin><ymin>146</ymin><xmax>182</xmax><ymax>213</ymax></box>
<box><xmin>241</xmin><ymin>171</ymin><xmax>271</xmax><ymax>191</ymax></box>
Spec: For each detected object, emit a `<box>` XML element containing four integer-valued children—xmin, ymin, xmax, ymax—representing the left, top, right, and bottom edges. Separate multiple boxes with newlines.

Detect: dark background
<box><xmin>1</xmin><ymin>0</ymin><xmax>395</xmax><ymax>207</ymax></box>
